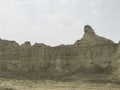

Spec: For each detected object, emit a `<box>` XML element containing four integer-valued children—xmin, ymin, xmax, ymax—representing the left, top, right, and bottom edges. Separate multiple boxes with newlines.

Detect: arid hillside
<box><xmin>0</xmin><ymin>25</ymin><xmax>119</xmax><ymax>82</ymax></box>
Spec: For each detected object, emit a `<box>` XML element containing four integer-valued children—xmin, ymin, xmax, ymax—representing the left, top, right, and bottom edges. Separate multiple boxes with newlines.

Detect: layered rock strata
<box><xmin>0</xmin><ymin>25</ymin><xmax>119</xmax><ymax>79</ymax></box>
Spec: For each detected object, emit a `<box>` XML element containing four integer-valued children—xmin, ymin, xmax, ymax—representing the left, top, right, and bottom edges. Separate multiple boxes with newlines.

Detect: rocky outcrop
<box><xmin>75</xmin><ymin>25</ymin><xmax>114</xmax><ymax>46</ymax></box>
<box><xmin>0</xmin><ymin>25</ymin><xmax>119</xmax><ymax>79</ymax></box>
<box><xmin>112</xmin><ymin>42</ymin><xmax>120</xmax><ymax>80</ymax></box>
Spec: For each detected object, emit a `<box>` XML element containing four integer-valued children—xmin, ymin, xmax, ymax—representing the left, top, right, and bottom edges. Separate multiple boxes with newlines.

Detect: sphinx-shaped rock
<box><xmin>74</xmin><ymin>25</ymin><xmax>116</xmax><ymax>72</ymax></box>
<box><xmin>75</xmin><ymin>25</ymin><xmax>114</xmax><ymax>46</ymax></box>
<box><xmin>84</xmin><ymin>25</ymin><xmax>95</xmax><ymax>35</ymax></box>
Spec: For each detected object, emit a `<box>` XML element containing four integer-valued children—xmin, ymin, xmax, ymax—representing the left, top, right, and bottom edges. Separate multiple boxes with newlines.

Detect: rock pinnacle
<box><xmin>84</xmin><ymin>25</ymin><xmax>95</xmax><ymax>35</ymax></box>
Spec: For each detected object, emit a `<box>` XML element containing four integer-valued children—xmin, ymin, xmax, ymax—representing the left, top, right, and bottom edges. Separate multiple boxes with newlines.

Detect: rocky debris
<box><xmin>0</xmin><ymin>87</ymin><xmax>16</xmax><ymax>90</ymax></box>
<box><xmin>0</xmin><ymin>25</ymin><xmax>119</xmax><ymax>79</ymax></box>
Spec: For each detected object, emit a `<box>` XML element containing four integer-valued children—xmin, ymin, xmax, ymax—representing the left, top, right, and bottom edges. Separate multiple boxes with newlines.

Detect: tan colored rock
<box><xmin>0</xmin><ymin>25</ymin><xmax>119</xmax><ymax>79</ymax></box>
<box><xmin>75</xmin><ymin>25</ymin><xmax>114</xmax><ymax>46</ymax></box>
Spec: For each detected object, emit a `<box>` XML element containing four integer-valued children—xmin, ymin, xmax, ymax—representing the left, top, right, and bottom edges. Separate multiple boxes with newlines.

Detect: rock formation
<box><xmin>0</xmin><ymin>25</ymin><xmax>119</xmax><ymax>80</ymax></box>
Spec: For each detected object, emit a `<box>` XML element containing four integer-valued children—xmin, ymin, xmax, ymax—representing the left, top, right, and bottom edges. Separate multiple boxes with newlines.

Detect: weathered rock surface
<box><xmin>0</xmin><ymin>25</ymin><xmax>119</xmax><ymax>79</ymax></box>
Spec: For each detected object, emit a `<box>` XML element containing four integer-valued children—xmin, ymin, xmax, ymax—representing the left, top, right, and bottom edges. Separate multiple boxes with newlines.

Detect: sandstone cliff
<box><xmin>0</xmin><ymin>25</ymin><xmax>119</xmax><ymax>80</ymax></box>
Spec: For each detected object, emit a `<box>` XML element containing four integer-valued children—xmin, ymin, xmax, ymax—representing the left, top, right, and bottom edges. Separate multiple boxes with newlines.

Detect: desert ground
<box><xmin>0</xmin><ymin>78</ymin><xmax>120</xmax><ymax>90</ymax></box>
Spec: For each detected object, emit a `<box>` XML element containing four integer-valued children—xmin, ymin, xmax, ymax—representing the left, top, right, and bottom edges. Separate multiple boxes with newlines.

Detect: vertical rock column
<box><xmin>18</xmin><ymin>42</ymin><xmax>32</xmax><ymax>72</ymax></box>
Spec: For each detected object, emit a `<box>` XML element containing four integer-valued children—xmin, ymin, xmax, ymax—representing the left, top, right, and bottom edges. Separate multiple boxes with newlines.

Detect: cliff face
<box><xmin>0</xmin><ymin>25</ymin><xmax>119</xmax><ymax>79</ymax></box>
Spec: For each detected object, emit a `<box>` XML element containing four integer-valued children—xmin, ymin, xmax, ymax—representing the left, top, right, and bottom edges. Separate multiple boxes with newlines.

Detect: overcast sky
<box><xmin>0</xmin><ymin>0</ymin><xmax>120</xmax><ymax>46</ymax></box>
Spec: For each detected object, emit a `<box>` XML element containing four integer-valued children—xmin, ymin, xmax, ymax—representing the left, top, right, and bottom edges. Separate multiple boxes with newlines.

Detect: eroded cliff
<box><xmin>0</xmin><ymin>25</ymin><xmax>119</xmax><ymax>80</ymax></box>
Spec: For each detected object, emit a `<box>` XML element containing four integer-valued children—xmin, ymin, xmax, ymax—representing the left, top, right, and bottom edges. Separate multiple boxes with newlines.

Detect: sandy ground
<box><xmin>0</xmin><ymin>78</ymin><xmax>120</xmax><ymax>90</ymax></box>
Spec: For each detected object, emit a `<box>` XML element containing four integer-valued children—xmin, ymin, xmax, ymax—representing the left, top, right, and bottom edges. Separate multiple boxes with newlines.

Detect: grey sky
<box><xmin>0</xmin><ymin>0</ymin><xmax>120</xmax><ymax>46</ymax></box>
